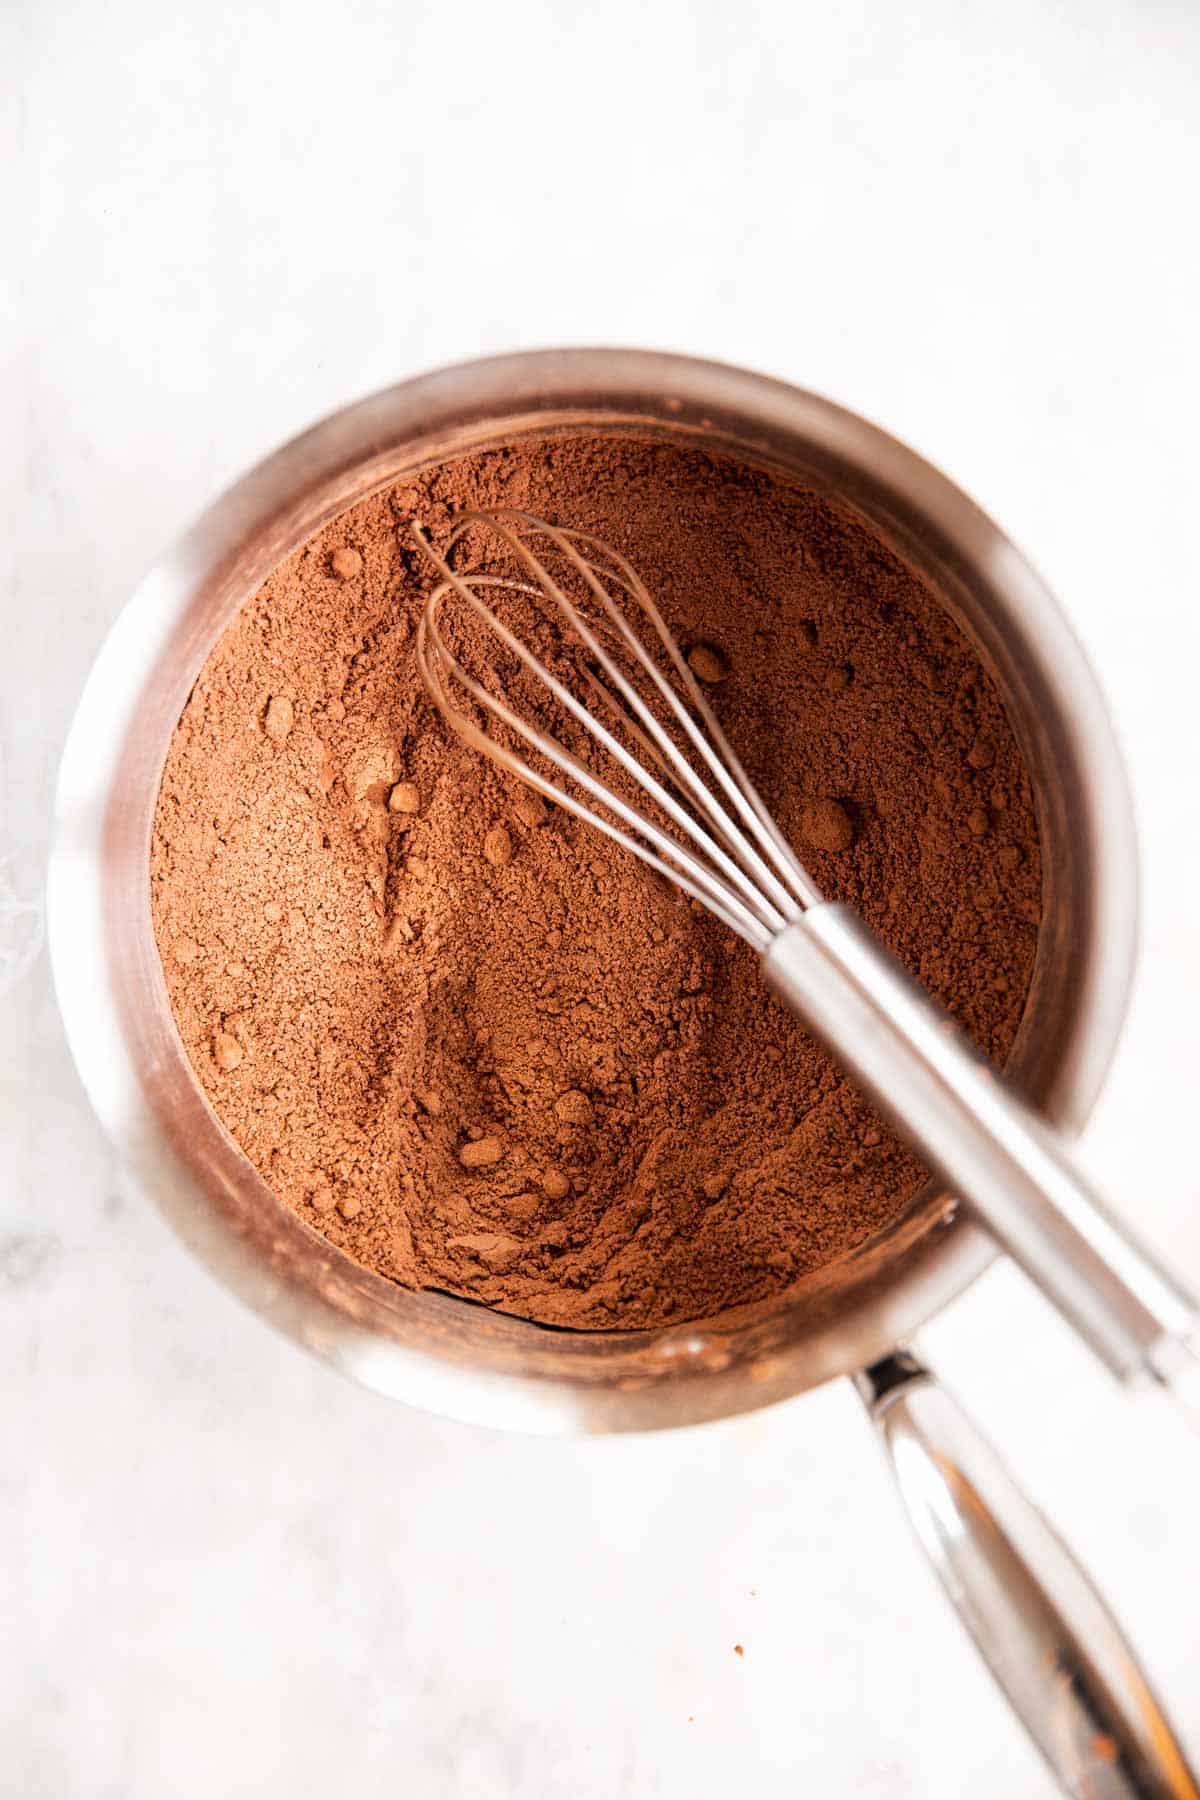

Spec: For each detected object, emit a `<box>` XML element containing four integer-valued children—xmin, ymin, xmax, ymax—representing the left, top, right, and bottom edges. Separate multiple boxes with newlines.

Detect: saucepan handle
<box><xmin>855</xmin><ymin>1351</ymin><xmax>1198</xmax><ymax>1800</ymax></box>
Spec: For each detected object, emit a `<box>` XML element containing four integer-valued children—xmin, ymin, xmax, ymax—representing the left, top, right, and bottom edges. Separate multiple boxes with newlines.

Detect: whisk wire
<box><xmin>412</xmin><ymin>510</ymin><xmax>824</xmax><ymax>949</ymax></box>
<box><xmin>419</xmin><ymin>573</ymin><xmax>785</xmax><ymax>944</ymax></box>
<box><xmin>445</xmin><ymin>515</ymin><xmax>801</xmax><ymax>921</ymax></box>
<box><xmin>416</xmin><ymin>592</ymin><xmax>774</xmax><ymax>947</ymax></box>
<box><xmin>475</xmin><ymin>513</ymin><xmax>820</xmax><ymax>916</ymax></box>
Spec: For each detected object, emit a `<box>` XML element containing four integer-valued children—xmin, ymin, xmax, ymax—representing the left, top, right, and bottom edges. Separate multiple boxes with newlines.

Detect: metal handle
<box><xmin>764</xmin><ymin>905</ymin><xmax>1199</xmax><ymax>1390</ymax></box>
<box><xmin>856</xmin><ymin>1352</ymin><xmax>1199</xmax><ymax>1799</ymax></box>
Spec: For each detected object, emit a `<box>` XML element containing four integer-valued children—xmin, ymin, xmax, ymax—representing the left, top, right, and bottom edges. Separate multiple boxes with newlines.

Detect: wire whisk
<box><xmin>412</xmin><ymin>506</ymin><xmax>1200</xmax><ymax>1418</ymax></box>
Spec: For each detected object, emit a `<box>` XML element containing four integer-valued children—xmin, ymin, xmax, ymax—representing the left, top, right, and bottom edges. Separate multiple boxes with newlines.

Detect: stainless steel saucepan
<box><xmin>48</xmin><ymin>350</ymin><xmax>1197</xmax><ymax>1797</ymax></box>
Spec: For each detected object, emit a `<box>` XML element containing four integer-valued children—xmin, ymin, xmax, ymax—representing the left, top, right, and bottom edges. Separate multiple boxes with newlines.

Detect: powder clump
<box><xmin>799</xmin><ymin>797</ymin><xmax>855</xmax><ymax>853</ymax></box>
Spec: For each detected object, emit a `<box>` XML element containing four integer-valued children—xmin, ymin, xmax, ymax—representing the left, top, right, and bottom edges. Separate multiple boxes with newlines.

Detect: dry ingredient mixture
<box><xmin>150</xmin><ymin>434</ymin><xmax>1041</xmax><ymax>1330</ymax></box>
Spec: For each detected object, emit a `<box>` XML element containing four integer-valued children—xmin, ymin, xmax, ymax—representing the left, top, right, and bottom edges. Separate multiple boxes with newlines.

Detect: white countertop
<box><xmin>5</xmin><ymin>2</ymin><xmax>1199</xmax><ymax>1794</ymax></box>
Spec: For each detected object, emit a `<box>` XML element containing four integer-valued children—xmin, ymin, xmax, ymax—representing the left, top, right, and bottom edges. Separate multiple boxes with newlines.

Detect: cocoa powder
<box><xmin>150</xmin><ymin>433</ymin><xmax>1041</xmax><ymax>1330</ymax></box>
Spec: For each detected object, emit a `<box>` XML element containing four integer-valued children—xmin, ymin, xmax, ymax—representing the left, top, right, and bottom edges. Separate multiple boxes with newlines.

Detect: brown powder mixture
<box><xmin>150</xmin><ymin>434</ymin><xmax>1041</xmax><ymax>1330</ymax></box>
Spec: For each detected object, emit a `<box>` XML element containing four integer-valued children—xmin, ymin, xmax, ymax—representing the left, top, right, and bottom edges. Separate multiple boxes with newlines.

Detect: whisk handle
<box><xmin>763</xmin><ymin>905</ymin><xmax>1199</xmax><ymax>1391</ymax></box>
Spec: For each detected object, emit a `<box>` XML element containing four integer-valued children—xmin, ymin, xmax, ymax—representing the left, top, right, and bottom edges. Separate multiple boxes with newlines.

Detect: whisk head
<box><xmin>413</xmin><ymin>509</ymin><xmax>823</xmax><ymax>953</ymax></box>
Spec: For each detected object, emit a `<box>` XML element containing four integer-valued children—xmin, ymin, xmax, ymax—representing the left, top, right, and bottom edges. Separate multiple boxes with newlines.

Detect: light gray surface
<box><xmin>4</xmin><ymin>2</ymin><xmax>1199</xmax><ymax>1795</ymax></box>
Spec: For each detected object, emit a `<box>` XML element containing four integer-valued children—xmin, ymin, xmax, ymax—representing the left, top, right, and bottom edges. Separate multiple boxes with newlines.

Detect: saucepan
<box><xmin>47</xmin><ymin>350</ymin><xmax>1197</xmax><ymax>1797</ymax></box>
